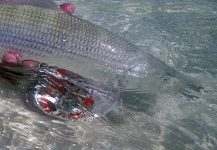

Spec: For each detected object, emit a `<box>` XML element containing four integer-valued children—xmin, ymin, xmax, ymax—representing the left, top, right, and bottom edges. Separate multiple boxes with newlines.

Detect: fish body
<box><xmin>0</xmin><ymin>0</ymin><xmax>202</xmax><ymax>120</ymax></box>
<box><xmin>0</xmin><ymin>1</ymin><xmax>168</xmax><ymax>77</ymax></box>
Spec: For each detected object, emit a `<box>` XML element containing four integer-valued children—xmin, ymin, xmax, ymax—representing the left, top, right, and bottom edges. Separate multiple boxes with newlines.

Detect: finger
<box><xmin>8</xmin><ymin>48</ymin><xmax>22</xmax><ymax>60</ymax></box>
<box><xmin>1</xmin><ymin>48</ymin><xmax>22</xmax><ymax>66</ymax></box>
<box><xmin>1</xmin><ymin>53</ymin><xmax>19</xmax><ymax>67</ymax></box>
<box><xmin>59</xmin><ymin>3</ymin><xmax>75</xmax><ymax>15</ymax></box>
<box><xmin>21</xmin><ymin>60</ymin><xmax>40</xmax><ymax>68</ymax></box>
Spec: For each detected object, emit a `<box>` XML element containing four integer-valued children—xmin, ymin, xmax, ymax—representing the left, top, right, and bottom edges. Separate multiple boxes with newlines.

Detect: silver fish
<box><xmin>0</xmin><ymin>0</ymin><xmax>168</xmax><ymax>77</ymax></box>
<box><xmin>0</xmin><ymin>0</ymin><xmax>203</xmax><ymax>120</ymax></box>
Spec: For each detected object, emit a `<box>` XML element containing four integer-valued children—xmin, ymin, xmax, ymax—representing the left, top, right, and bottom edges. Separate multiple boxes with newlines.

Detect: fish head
<box><xmin>124</xmin><ymin>53</ymin><xmax>168</xmax><ymax>77</ymax></box>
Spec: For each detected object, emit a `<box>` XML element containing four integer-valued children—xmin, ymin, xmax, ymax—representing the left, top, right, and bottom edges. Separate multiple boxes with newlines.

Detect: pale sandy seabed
<box><xmin>0</xmin><ymin>0</ymin><xmax>217</xmax><ymax>150</ymax></box>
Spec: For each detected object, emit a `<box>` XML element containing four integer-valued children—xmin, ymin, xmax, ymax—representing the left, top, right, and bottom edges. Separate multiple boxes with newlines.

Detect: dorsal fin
<box><xmin>0</xmin><ymin>0</ymin><xmax>61</xmax><ymax>11</ymax></box>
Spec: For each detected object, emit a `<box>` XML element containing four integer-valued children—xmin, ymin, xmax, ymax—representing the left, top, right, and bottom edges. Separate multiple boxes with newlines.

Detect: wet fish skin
<box><xmin>0</xmin><ymin>4</ymin><xmax>167</xmax><ymax>76</ymax></box>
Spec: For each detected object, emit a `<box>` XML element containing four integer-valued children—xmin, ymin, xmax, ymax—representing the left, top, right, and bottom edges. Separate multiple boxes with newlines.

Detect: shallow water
<box><xmin>0</xmin><ymin>0</ymin><xmax>217</xmax><ymax>149</ymax></box>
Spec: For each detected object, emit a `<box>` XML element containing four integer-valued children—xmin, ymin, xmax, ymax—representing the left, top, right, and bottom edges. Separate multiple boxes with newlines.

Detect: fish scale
<box><xmin>0</xmin><ymin>4</ymin><xmax>142</xmax><ymax>69</ymax></box>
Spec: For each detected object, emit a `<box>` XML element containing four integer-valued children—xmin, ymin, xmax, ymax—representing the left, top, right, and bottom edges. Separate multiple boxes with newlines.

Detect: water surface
<box><xmin>0</xmin><ymin>0</ymin><xmax>217</xmax><ymax>149</ymax></box>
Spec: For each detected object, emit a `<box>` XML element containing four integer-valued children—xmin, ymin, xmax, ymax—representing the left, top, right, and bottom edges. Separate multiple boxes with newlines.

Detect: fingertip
<box><xmin>21</xmin><ymin>60</ymin><xmax>40</xmax><ymax>68</ymax></box>
<box><xmin>59</xmin><ymin>3</ymin><xmax>75</xmax><ymax>15</ymax></box>
<box><xmin>8</xmin><ymin>48</ymin><xmax>22</xmax><ymax>59</ymax></box>
<box><xmin>1</xmin><ymin>53</ymin><xmax>19</xmax><ymax>67</ymax></box>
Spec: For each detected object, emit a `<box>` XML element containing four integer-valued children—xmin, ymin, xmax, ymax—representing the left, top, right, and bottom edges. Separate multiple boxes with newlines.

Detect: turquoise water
<box><xmin>0</xmin><ymin>0</ymin><xmax>217</xmax><ymax>149</ymax></box>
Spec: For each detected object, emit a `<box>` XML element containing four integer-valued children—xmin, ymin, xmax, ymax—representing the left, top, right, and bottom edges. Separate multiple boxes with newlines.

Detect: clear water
<box><xmin>0</xmin><ymin>0</ymin><xmax>217</xmax><ymax>149</ymax></box>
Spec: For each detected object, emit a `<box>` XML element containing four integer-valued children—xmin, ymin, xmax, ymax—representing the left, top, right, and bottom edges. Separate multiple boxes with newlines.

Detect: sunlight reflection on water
<box><xmin>0</xmin><ymin>0</ymin><xmax>217</xmax><ymax>149</ymax></box>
